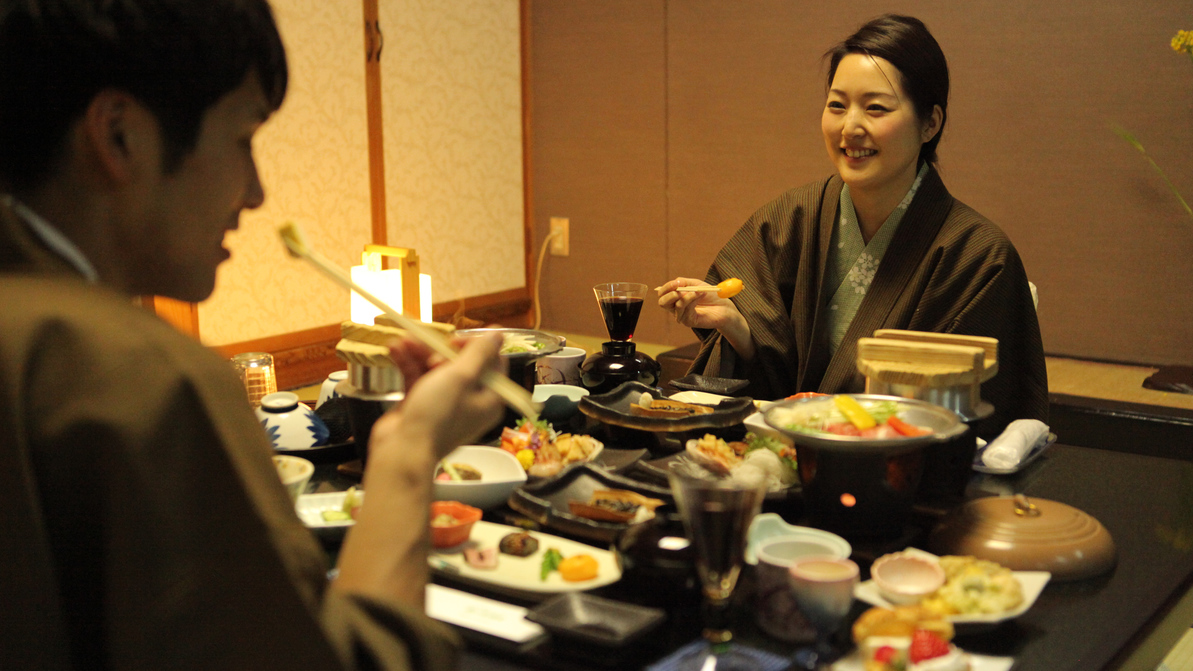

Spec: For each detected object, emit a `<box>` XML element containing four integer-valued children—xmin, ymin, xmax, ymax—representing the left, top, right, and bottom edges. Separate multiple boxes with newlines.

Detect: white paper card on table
<box><xmin>425</xmin><ymin>584</ymin><xmax>545</xmax><ymax>643</ymax></box>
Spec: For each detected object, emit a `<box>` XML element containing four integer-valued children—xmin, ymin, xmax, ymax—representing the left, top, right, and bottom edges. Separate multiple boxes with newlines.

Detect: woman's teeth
<box><xmin>845</xmin><ymin>148</ymin><xmax>876</xmax><ymax>158</ymax></box>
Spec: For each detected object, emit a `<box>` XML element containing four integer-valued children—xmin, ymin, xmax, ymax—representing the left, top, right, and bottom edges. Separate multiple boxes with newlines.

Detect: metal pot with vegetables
<box><xmin>762</xmin><ymin>394</ymin><xmax>966</xmax><ymax>539</ymax></box>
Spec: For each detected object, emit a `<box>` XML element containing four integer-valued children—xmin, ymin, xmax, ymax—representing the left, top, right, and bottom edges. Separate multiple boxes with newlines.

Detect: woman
<box><xmin>657</xmin><ymin>14</ymin><xmax>1047</xmax><ymax>436</ymax></box>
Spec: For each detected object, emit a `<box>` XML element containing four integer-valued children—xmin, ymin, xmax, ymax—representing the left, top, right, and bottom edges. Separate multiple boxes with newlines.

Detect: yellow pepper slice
<box><xmin>833</xmin><ymin>395</ymin><xmax>876</xmax><ymax>431</ymax></box>
<box><xmin>516</xmin><ymin>449</ymin><xmax>535</xmax><ymax>471</ymax></box>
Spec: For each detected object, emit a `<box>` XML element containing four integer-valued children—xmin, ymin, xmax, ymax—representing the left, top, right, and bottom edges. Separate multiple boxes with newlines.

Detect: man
<box><xmin>0</xmin><ymin>1</ymin><xmax>503</xmax><ymax>668</ymax></box>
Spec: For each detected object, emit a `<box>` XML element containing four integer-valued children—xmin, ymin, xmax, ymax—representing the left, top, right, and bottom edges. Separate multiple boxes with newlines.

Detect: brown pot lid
<box><xmin>927</xmin><ymin>494</ymin><xmax>1116</xmax><ymax>581</ymax></box>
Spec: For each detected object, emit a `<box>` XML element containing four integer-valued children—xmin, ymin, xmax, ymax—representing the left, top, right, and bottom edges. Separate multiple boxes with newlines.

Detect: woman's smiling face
<box><xmin>821</xmin><ymin>53</ymin><xmax>939</xmax><ymax>201</ymax></box>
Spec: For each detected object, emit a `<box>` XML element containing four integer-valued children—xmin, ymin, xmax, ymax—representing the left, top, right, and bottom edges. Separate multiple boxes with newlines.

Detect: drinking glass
<box><xmin>787</xmin><ymin>556</ymin><xmax>860</xmax><ymax>670</ymax></box>
<box><xmin>668</xmin><ymin>464</ymin><xmax>767</xmax><ymax>671</ymax></box>
<box><xmin>231</xmin><ymin>352</ymin><xmax>277</xmax><ymax>408</ymax></box>
<box><xmin>593</xmin><ymin>282</ymin><xmax>647</xmax><ymax>341</ymax></box>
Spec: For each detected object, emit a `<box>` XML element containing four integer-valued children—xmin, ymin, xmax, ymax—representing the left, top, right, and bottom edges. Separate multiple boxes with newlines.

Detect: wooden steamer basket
<box><xmin>857</xmin><ymin>331</ymin><xmax>999</xmax><ymax>503</ymax></box>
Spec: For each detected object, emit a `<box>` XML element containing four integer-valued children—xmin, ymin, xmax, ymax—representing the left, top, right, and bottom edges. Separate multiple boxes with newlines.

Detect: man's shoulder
<box><xmin>0</xmin><ymin>275</ymin><xmax>216</xmax><ymax>369</ymax></box>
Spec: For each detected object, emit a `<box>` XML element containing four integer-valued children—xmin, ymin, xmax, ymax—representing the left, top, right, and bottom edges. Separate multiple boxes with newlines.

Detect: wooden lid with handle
<box><xmin>869</xmin><ymin>329</ymin><xmax>999</xmax><ymax>382</ymax></box>
<box><xmin>857</xmin><ymin>338</ymin><xmax>985</xmax><ymax>388</ymax></box>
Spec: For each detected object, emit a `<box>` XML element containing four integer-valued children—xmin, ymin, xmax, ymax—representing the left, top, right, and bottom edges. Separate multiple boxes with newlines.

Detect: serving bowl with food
<box><xmin>429</xmin><ymin>500</ymin><xmax>484</xmax><ymax>548</ymax></box>
<box><xmin>498</xmin><ymin>417</ymin><xmax>604</xmax><ymax>478</ymax></box>
<box><xmin>454</xmin><ymin>327</ymin><xmax>564</xmax><ymax>392</ymax></box>
<box><xmin>433</xmin><ymin>445</ymin><xmax>528</xmax><ymax>510</ymax></box>
<box><xmin>763</xmin><ymin>393</ymin><xmax>966</xmax><ymax>453</ymax></box>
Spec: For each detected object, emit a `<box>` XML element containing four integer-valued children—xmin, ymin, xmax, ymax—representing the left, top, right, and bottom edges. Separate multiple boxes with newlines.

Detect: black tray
<box><xmin>578</xmin><ymin>381</ymin><xmax>755</xmax><ymax>433</ymax></box>
<box><xmin>275</xmin><ymin>439</ymin><xmax>357</xmax><ymax>464</ymax></box>
<box><xmin>509</xmin><ymin>464</ymin><xmax>675</xmax><ymax>544</ymax></box>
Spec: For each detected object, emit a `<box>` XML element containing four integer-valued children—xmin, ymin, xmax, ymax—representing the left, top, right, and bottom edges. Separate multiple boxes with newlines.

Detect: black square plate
<box><xmin>526</xmin><ymin>592</ymin><xmax>665</xmax><ymax>646</ymax></box>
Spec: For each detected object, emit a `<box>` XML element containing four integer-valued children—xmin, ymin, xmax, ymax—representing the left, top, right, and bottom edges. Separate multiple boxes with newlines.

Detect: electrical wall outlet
<box><xmin>549</xmin><ymin>217</ymin><xmax>569</xmax><ymax>256</ymax></box>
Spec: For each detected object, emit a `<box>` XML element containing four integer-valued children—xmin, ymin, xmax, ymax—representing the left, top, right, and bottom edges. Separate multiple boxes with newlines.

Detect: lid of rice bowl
<box><xmin>927</xmin><ymin>494</ymin><xmax>1116</xmax><ymax>581</ymax></box>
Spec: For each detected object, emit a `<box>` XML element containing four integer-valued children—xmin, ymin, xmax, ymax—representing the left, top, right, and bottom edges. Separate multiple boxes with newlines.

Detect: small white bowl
<box><xmin>273</xmin><ymin>455</ymin><xmax>315</xmax><ymax>502</ymax></box>
<box><xmin>871</xmin><ymin>551</ymin><xmax>946</xmax><ymax>605</ymax></box>
<box><xmin>746</xmin><ymin>512</ymin><xmax>851</xmax><ymax>565</ymax></box>
<box><xmin>433</xmin><ymin>445</ymin><xmax>528</xmax><ymax>510</ymax></box>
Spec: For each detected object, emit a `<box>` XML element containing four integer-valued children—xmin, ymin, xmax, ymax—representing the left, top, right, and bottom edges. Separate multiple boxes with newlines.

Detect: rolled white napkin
<box><xmin>981</xmin><ymin>419</ymin><xmax>1050</xmax><ymax>470</ymax></box>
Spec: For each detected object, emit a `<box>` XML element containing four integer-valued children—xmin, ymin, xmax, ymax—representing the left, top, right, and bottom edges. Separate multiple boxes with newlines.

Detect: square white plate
<box><xmin>296</xmin><ymin>490</ymin><xmax>364</xmax><ymax>528</ymax></box>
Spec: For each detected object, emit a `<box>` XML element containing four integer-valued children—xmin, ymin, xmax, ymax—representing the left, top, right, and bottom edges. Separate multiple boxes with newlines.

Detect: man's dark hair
<box><xmin>0</xmin><ymin>0</ymin><xmax>288</xmax><ymax>193</ymax></box>
<box><xmin>825</xmin><ymin>14</ymin><xmax>949</xmax><ymax>165</ymax></box>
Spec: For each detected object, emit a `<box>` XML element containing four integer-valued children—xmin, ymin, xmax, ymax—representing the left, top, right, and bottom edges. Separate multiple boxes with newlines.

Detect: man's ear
<box><xmin>78</xmin><ymin>89</ymin><xmax>153</xmax><ymax>184</ymax></box>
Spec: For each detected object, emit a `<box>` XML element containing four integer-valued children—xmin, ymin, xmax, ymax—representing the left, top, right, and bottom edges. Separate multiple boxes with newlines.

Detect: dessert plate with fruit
<box><xmin>832</xmin><ymin>605</ymin><xmax>1013</xmax><ymax>671</ymax></box>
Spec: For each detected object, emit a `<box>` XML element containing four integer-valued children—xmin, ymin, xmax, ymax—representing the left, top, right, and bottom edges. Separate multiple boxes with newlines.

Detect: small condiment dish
<box><xmin>429</xmin><ymin>500</ymin><xmax>483</xmax><ymax>548</ymax></box>
<box><xmin>272</xmin><ymin>455</ymin><xmax>315</xmax><ymax>502</ymax></box>
<box><xmin>870</xmin><ymin>551</ymin><xmax>946</xmax><ymax>605</ymax></box>
<box><xmin>433</xmin><ymin>446</ymin><xmax>528</xmax><ymax>510</ymax></box>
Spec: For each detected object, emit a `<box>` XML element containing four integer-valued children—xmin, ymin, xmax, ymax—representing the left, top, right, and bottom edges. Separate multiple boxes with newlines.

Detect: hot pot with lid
<box><xmin>763</xmin><ymin>394</ymin><xmax>966</xmax><ymax>538</ymax></box>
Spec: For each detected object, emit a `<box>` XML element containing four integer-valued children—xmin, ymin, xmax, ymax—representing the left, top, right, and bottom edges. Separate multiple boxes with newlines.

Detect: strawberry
<box><xmin>873</xmin><ymin>646</ymin><xmax>897</xmax><ymax>663</ymax></box>
<box><xmin>909</xmin><ymin>629</ymin><xmax>951</xmax><ymax>663</ymax></box>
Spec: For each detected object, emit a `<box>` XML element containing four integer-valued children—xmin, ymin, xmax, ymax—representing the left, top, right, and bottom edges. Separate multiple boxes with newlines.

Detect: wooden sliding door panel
<box><xmin>379</xmin><ymin>0</ymin><xmax>527</xmax><ymax>305</ymax></box>
<box><xmin>198</xmin><ymin>0</ymin><xmax>372</xmax><ymax>347</ymax></box>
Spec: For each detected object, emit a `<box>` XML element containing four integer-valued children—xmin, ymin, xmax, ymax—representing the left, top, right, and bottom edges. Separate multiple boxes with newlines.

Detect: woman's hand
<box><xmin>657</xmin><ymin>277</ymin><xmax>755</xmax><ymax>361</ymax></box>
<box><xmin>656</xmin><ymin>277</ymin><xmax>739</xmax><ymax>330</ymax></box>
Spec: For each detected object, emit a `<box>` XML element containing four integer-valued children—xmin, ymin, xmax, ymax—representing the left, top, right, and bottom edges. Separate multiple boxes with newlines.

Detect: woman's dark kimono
<box><xmin>689</xmin><ymin>166</ymin><xmax>1048</xmax><ymax>437</ymax></box>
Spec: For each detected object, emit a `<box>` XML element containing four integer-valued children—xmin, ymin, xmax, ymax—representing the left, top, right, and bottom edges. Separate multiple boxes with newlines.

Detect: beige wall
<box><xmin>530</xmin><ymin>1</ymin><xmax>1193</xmax><ymax>366</ymax></box>
<box><xmin>199</xmin><ymin>0</ymin><xmax>526</xmax><ymax>346</ymax></box>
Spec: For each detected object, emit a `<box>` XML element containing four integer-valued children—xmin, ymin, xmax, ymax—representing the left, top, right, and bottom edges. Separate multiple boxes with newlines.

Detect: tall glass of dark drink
<box><xmin>593</xmin><ymin>282</ymin><xmax>647</xmax><ymax>341</ymax></box>
<box><xmin>667</xmin><ymin>465</ymin><xmax>767</xmax><ymax>671</ymax></box>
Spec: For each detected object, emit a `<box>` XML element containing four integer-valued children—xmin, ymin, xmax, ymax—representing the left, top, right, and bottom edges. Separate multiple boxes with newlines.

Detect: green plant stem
<box><xmin>1113</xmin><ymin>125</ymin><xmax>1193</xmax><ymax>220</ymax></box>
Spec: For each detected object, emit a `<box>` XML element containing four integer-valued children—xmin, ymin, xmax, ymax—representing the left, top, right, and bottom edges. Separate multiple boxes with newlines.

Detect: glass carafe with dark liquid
<box><xmin>581</xmin><ymin>283</ymin><xmax>660</xmax><ymax>394</ymax></box>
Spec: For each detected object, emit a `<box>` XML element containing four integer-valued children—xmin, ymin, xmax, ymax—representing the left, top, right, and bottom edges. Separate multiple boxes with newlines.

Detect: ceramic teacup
<box><xmin>535</xmin><ymin>346</ymin><xmax>587</xmax><ymax>386</ymax></box>
<box><xmin>755</xmin><ymin>536</ymin><xmax>848</xmax><ymax>642</ymax></box>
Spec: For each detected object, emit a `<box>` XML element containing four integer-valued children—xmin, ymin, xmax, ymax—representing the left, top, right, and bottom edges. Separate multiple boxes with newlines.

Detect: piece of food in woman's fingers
<box><xmin>656</xmin><ymin>278</ymin><xmax>745</xmax><ymax>299</ymax></box>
